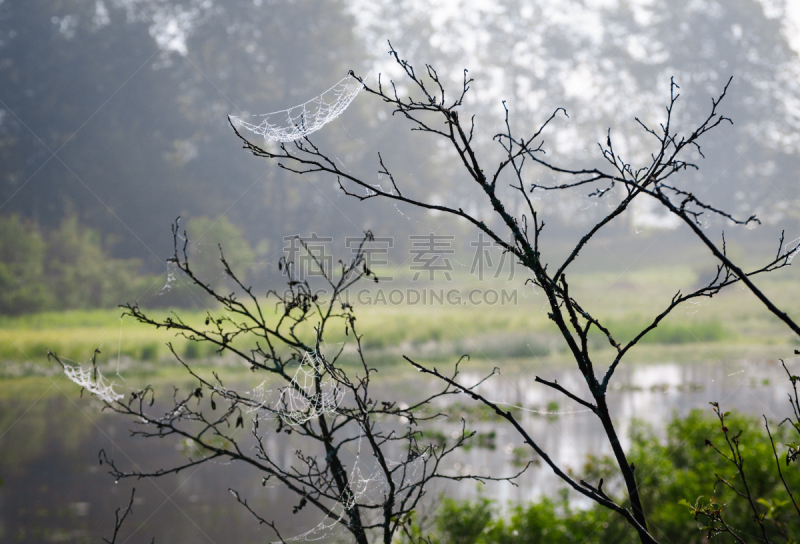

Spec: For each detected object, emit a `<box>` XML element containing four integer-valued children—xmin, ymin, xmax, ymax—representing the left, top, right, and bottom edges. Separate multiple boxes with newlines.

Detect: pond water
<box><xmin>1</xmin><ymin>356</ymin><xmax>797</xmax><ymax>543</ymax></box>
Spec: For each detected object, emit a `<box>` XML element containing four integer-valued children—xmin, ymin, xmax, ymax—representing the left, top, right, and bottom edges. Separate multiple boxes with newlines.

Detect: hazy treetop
<box><xmin>0</xmin><ymin>0</ymin><xmax>797</xmax><ymax>270</ymax></box>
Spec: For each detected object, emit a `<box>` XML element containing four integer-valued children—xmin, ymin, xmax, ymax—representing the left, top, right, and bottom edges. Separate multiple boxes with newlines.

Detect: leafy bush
<box><xmin>0</xmin><ymin>214</ymin><xmax>152</xmax><ymax>314</ymax></box>
<box><xmin>436</xmin><ymin>498</ymin><xmax>495</xmax><ymax>544</ymax></box>
<box><xmin>0</xmin><ymin>214</ymin><xmax>52</xmax><ymax>314</ymax></box>
<box><xmin>45</xmin><ymin>215</ymin><xmax>147</xmax><ymax>310</ymax></box>
<box><xmin>420</xmin><ymin>409</ymin><xmax>800</xmax><ymax>543</ymax></box>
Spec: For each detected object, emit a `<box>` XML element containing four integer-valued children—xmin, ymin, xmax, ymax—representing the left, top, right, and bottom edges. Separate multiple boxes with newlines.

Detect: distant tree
<box><xmin>361</xmin><ymin>0</ymin><xmax>800</xmax><ymax>236</ymax></box>
<box><xmin>45</xmin><ymin>215</ymin><xmax>146</xmax><ymax>309</ymax></box>
<box><xmin>0</xmin><ymin>213</ymin><xmax>150</xmax><ymax>314</ymax></box>
<box><xmin>0</xmin><ymin>0</ymin><xmax>436</xmax><ymax>266</ymax></box>
<box><xmin>0</xmin><ymin>214</ymin><xmax>51</xmax><ymax>314</ymax></box>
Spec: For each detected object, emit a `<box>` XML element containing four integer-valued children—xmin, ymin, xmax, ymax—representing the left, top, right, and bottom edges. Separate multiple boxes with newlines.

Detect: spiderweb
<box><xmin>62</xmin><ymin>363</ymin><xmax>124</xmax><ymax>403</ymax></box>
<box><xmin>266</xmin><ymin>350</ymin><xmax>424</xmax><ymax>542</ymax></box>
<box><xmin>230</xmin><ymin>75</ymin><xmax>362</xmax><ymax>142</ymax></box>
<box><xmin>787</xmin><ymin>237</ymin><xmax>800</xmax><ymax>263</ymax></box>
<box><xmin>280</xmin><ymin>350</ymin><xmax>344</xmax><ymax>425</ymax></box>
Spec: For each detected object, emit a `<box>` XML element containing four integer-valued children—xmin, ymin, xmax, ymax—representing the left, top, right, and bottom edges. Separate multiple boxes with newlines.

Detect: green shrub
<box><xmin>420</xmin><ymin>410</ymin><xmax>800</xmax><ymax>543</ymax></box>
<box><xmin>139</xmin><ymin>342</ymin><xmax>159</xmax><ymax>361</ymax></box>
<box><xmin>0</xmin><ymin>215</ymin><xmax>51</xmax><ymax>314</ymax></box>
<box><xmin>436</xmin><ymin>498</ymin><xmax>494</xmax><ymax>544</ymax></box>
<box><xmin>183</xmin><ymin>340</ymin><xmax>201</xmax><ymax>359</ymax></box>
<box><xmin>0</xmin><ymin>214</ymin><xmax>154</xmax><ymax>314</ymax></box>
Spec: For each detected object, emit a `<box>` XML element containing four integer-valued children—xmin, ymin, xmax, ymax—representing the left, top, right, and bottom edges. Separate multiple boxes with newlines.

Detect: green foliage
<box><xmin>637</xmin><ymin>410</ymin><xmax>800</xmax><ymax>542</ymax></box>
<box><xmin>0</xmin><ymin>214</ymin><xmax>153</xmax><ymax>315</ymax></box>
<box><xmin>435</xmin><ymin>498</ymin><xmax>495</xmax><ymax>544</ymax></box>
<box><xmin>45</xmin><ymin>215</ymin><xmax>148</xmax><ymax>309</ymax></box>
<box><xmin>424</xmin><ymin>494</ymin><xmax>633</xmax><ymax>544</ymax></box>
<box><xmin>417</xmin><ymin>429</ymin><xmax>448</xmax><ymax>449</ymax></box>
<box><xmin>139</xmin><ymin>342</ymin><xmax>160</xmax><ymax>361</ymax></box>
<box><xmin>492</xmin><ymin>497</ymin><xmax>634</xmax><ymax>544</ymax></box>
<box><xmin>0</xmin><ymin>214</ymin><xmax>52</xmax><ymax>314</ymax></box>
<box><xmin>182</xmin><ymin>337</ymin><xmax>218</xmax><ymax>360</ymax></box>
<box><xmin>420</xmin><ymin>410</ymin><xmax>800</xmax><ymax>544</ymax></box>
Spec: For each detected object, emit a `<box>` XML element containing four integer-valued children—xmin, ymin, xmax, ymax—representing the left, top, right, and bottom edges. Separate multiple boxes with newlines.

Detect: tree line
<box><xmin>0</xmin><ymin>213</ymin><xmax>257</xmax><ymax>314</ymax></box>
<box><xmin>2</xmin><ymin>0</ymin><xmax>798</xmax><ymax>272</ymax></box>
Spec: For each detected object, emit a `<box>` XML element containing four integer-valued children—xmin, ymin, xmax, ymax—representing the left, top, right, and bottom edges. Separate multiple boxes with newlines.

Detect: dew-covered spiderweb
<box><xmin>158</xmin><ymin>260</ymin><xmax>179</xmax><ymax>295</ymax></box>
<box><xmin>230</xmin><ymin>75</ymin><xmax>363</xmax><ymax>142</ymax></box>
<box><xmin>787</xmin><ymin>237</ymin><xmax>800</xmax><ymax>263</ymax></box>
<box><xmin>279</xmin><ymin>350</ymin><xmax>345</xmax><ymax>425</ymax></box>
<box><xmin>255</xmin><ymin>350</ymin><xmax>421</xmax><ymax>542</ymax></box>
<box><xmin>62</xmin><ymin>362</ymin><xmax>124</xmax><ymax>403</ymax></box>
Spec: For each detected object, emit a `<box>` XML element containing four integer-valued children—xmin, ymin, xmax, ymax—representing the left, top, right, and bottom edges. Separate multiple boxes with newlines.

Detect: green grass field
<box><xmin>1</xmin><ymin>262</ymin><xmax>798</xmax><ymax>380</ymax></box>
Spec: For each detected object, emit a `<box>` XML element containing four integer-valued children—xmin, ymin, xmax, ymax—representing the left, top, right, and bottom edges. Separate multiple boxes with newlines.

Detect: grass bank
<box><xmin>1</xmin><ymin>264</ymin><xmax>798</xmax><ymax>379</ymax></box>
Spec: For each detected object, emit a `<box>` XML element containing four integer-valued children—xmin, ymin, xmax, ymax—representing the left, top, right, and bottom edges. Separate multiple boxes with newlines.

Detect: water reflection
<box><xmin>0</xmin><ymin>392</ymin><xmax>328</xmax><ymax>543</ymax></box>
<box><xmin>438</xmin><ymin>358</ymin><xmax>797</xmax><ymax>506</ymax></box>
<box><xmin>0</xmin><ymin>357</ymin><xmax>796</xmax><ymax>542</ymax></box>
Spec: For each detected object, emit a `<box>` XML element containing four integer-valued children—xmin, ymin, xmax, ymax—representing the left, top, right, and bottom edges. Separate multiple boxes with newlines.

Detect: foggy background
<box><xmin>1</xmin><ymin>0</ymin><xmax>799</xmax><ymax>308</ymax></box>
